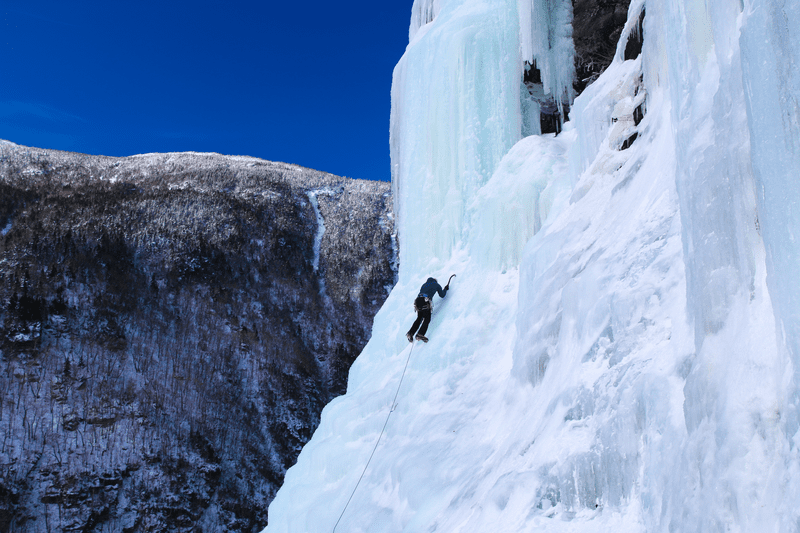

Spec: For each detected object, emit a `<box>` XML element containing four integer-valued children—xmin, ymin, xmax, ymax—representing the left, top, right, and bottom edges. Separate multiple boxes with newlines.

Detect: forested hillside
<box><xmin>0</xmin><ymin>141</ymin><xmax>396</xmax><ymax>532</ymax></box>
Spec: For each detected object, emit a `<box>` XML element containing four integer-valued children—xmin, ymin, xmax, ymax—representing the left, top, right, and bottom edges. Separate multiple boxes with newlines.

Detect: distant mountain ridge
<box><xmin>0</xmin><ymin>140</ymin><xmax>396</xmax><ymax>532</ymax></box>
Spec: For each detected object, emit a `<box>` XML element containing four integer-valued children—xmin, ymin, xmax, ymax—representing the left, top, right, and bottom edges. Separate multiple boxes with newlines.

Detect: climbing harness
<box><xmin>414</xmin><ymin>296</ymin><xmax>431</xmax><ymax>312</ymax></box>
<box><xmin>332</xmin><ymin>341</ymin><xmax>418</xmax><ymax>533</ymax></box>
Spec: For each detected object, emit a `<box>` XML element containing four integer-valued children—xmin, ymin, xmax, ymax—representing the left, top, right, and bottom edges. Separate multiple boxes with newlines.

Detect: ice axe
<box><xmin>445</xmin><ymin>274</ymin><xmax>456</xmax><ymax>291</ymax></box>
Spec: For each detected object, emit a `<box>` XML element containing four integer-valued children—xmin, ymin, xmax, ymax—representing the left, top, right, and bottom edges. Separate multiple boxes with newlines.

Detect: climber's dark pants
<box><xmin>408</xmin><ymin>296</ymin><xmax>432</xmax><ymax>337</ymax></box>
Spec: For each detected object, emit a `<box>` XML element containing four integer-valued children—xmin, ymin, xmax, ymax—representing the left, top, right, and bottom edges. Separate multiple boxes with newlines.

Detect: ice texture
<box><xmin>264</xmin><ymin>0</ymin><xmax>800</xmax><ymax>531</ymax></box>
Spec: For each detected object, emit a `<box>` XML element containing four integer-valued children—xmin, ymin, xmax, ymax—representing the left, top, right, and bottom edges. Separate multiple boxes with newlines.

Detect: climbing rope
<box><xmin>332</xmin><ymin>341</ymin><xmax>417</xmax><ymax>533</ymax></box>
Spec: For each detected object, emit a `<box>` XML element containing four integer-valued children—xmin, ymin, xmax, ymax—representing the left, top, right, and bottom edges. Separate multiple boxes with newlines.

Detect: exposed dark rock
<box><xmin>633</xmin><ymin>101</ymin><xmax>645</xmax><ymax>126</ymax></box>
<box><xmin>620</xmin><ymin>131</ymin><xmax>639</xmax><ymax>150</ymax></box>
<box><xmin>624</xmin><ymin>7</ymin><xmax>645</xmax><ymax>61</ymax></box>
<box><xmin>573</xmin><ymin>0</ymin><xmax>633</xmax><ymax>93</ymax></box>
<box><xmin>0</xmin><ymin>140</ymin><xmax>396</xmax><ymax>532</ymax></box>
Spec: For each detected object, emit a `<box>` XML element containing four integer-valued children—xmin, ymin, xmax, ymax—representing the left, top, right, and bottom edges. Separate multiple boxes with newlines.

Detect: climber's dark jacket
<box><xmin>418</xmin><ymin>277</ymin><xmax>447</xmax><ymax>299</ymax></box>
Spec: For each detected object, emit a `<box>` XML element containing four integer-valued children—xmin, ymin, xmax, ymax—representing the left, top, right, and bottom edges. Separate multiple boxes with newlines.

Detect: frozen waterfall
<box><xmin>264</xmin><ymin>0</ymin><xmax>800</xmax><ymax>531</ymax></box>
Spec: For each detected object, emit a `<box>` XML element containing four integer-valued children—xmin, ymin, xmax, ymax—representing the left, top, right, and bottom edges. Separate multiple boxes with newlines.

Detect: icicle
<box><xmin>409</xmin><ymin>0</ymin><xmax>441</xmax><ymax>42</ymax></box>
<box><xmin>518</xmin><ymin>0</ymin><xmax>575</xmax><ymax>109</ymax></box>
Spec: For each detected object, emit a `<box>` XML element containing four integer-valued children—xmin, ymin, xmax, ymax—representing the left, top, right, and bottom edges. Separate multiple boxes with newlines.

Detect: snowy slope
<box><xmin>265</xmin><ymin>0</ymin><xmax>800</xmax><ymax>531</ymax></box>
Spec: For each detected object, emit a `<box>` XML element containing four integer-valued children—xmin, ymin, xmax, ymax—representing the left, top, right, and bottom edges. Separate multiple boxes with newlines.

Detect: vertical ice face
<box><xmin>390</xmin><ymin>0</ymin><xmax>522</xmax><ymax>283</ymax></box>
<box><xmin>265</xmin><ymin>0</ymin><xmax>800</xmax><ymax>531</ymax></box>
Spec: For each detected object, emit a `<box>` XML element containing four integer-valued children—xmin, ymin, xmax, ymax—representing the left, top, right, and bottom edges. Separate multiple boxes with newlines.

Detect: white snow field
<box><xmin>264</xmin><ymin>0</ymin><xmax>800</xmax><ymax>531</ymax></box>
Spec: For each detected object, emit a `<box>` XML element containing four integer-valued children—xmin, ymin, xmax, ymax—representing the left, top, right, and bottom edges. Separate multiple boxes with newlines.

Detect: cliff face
<box><xmin>0</xmin><ymin>141</ymin><xmax>396</xmax><ymax>532</ymax></box>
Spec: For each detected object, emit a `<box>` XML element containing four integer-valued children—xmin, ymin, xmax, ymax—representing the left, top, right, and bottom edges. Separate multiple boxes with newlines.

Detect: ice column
<box><xmin>740</xmin><ymin>0</ymin><xmax>800</xmax><ymax>432</ymax></box>
<box><xmin>646</xmin><ymin>0</ymin><xmax>793</xmax><ymax>529</ymax></box>
<box><xmin>658</xmin><ymin>0</ymin><xmax>759</xmax><ymax>346</ymax></box>
<box><xmin>390</xmin><ymin>0</ymin><xmax>522</xmax><ymax>282</ymax></box>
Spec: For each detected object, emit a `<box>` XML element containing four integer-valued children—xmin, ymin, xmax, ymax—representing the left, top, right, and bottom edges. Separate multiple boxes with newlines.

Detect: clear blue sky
<box><xmin>1</xmin><ymin>2</ymin><xmax>414</xmax><ymax>181</ymax></box>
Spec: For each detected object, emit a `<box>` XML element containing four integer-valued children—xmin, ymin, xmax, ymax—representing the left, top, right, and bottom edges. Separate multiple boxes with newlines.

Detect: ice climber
<box><xmin>406</xmin><ymin>277</ymin><xmax>449</xmax><ymax>343</ymax></box>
